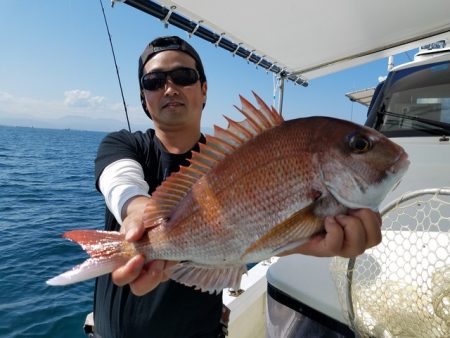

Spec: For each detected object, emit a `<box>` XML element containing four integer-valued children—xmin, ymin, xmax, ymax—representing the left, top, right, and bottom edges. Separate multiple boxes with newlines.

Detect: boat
<box><xmin>266</xmin><ymin>41</ymin><xmax>450</xmax><ymax>337</ymax></box>
<box><xmin>85</xmin><ymin>1</ymin><xmax>450</xmax><ymax>336</ymax></box>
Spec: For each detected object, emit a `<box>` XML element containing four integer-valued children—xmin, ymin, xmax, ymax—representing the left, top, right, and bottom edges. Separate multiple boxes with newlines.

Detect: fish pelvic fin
<box><xmin>46</xmin><ymin>230</ymin><xmax>130</xmax><ymax>286</ymax></box>
<box><xmin>241</xmin><ymin>205</ymin><xmax>323</xmax><ymax>262</ymax></box>
<box><xmin>143</xmin><ymin>93</ymin><xmax>284</xmax><ymax>228</ymax></box>
<box><xmin>170</xmin><ymin>263</ymin><xmax>247</xmax><ymax>294</ymax></box>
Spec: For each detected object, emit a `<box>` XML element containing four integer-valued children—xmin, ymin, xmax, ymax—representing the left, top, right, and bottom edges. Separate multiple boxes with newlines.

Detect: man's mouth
<box><xmin>162</xmin><ymin>101</ymin><xmax>184</xmax><ymax>109</ymax></box>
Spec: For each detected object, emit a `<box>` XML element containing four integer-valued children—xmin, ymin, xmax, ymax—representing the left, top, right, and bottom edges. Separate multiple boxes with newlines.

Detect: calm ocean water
<box><xmin>0</xmin><ymin>125</ymin><xmax>108</xmax><ymax>338</ymax></box>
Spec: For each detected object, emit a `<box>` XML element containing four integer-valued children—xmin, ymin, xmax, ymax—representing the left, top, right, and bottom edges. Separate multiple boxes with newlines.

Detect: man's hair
<box><xmin>139</xmin><ymin>36</ymin><xmax>207</xmax><ymax>119</ymax></box>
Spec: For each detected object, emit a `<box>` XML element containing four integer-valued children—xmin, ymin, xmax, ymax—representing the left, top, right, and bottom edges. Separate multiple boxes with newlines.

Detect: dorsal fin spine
<box><xmin>145</xmin><ymin>203</ymin><xmax>175</xmax><ymax>210</ymax></box>
<box><xmin>239</xmin><ymin>95</ymin><xmax>271</xmax><ymax>129</ymax></box>
<box><xmin>171</xmin><ymin>174</ymin><xmax>197</xmax><ymax>185</ymax></box>
<box><xmin>152</xmin><ymin>191</ymin><xmax>184</xmax><ymax>201</ymax></box>
<box><xmin>192</xmin><ymin>149</ymin><xmax>220</xmax><ymax>166</ymax></box>
<box><xmin>188</xmin><ymin>158</ymin><xmax>212</xmax><ymax>172</ymax></box>
<box><xmin>179</xmin><ymin>166</ymin><xmax>204</xmax><ymax>178</ymax></box>
<box><xmin>271</xmin><ymin>106</ymin><xmax>283</xmax><ymax>124</ymax></box>
<box><xmin>164</xmin><ymin>181</ymin><xmax>192</xmax><ymax>192</ymax></box>
<box><xmin>188</xmin><ymin>163</ymin><xmax>209</xmax><ymax>174</ymax></box>
<box><xmin>251</xmin><ymin>91</ymin><xmax>284</xmax><ymax>125</ymax></box>
<box><xmin>224</xmin><ymin>116</ymin><xmax>254</xmax><ymax>140</ymax></box>
<box><xmin>214</xmin><ymin>125</ymin><xmax>244</xmax><ymax>147</ymax></box>
<box><xmin>198</xmin><ymin>143</ymin><xmax>225</xmax><ymax>161</ymax></box>
<box><xmin>205</xmin><ymin>134</ymin><xmax>237</xmax><ymax>154</ymax></box>
<box><xmin>234</xmin><ymin>105</ymin><xmax>262</xmax><ymax>134</ymax></box>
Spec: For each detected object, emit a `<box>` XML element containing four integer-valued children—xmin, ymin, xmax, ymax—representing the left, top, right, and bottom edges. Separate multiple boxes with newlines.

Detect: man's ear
<box><xmin>140</xmin><ymin>89</ymin><xmax>152</xmax><ymax>120</ymax></box>
<box><xmin>202</xmin><ymin>81</ymin><xmax>208</xmax><ymax>98</ymax></box>
<box><xmin>202</xmin><ymin>82</ymin><xmax>208</xmax><ymax>106</ymax></box>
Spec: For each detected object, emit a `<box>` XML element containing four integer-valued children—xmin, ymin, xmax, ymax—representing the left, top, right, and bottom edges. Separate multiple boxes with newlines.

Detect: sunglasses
<box><xmin>141</xmin><ymin>67</ymin><xmax>200</xmax><ymax>91</ymax></box>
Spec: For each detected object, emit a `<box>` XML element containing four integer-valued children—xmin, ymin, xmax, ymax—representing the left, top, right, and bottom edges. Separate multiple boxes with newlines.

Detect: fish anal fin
<box><xmin>170</xmin><ymin>263</ymin><xmax>247</xmax><ymax>294</ymax></box>
<box><xmin>241</xmin><ymin>205</ymin><xmax>323</xmax><ymax>261</ymax></box>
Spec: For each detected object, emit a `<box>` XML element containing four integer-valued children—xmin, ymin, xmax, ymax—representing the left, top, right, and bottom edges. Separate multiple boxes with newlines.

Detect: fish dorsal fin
<box><xmin>143</xmin><ymin>92</ymin><xmax>284</xmax><ymax>228</ymax></box>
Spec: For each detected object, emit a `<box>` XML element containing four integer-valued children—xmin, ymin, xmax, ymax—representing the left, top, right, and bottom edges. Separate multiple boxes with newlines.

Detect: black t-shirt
<box><xmin>93</xmin><ymin>129</ymin><xmax>222</xmax><ymax>338</ymax></box>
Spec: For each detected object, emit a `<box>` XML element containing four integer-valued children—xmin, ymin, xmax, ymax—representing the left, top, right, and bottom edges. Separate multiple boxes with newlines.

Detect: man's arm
<box><xmin>111</xmin><ymin>195</ymin><xmax>177</xmax><ymax>296</ymax></box>
<box><xmin>98</xmin><ymin>159</ymin><xmax>177</xmax><ymax>296</ymax></box>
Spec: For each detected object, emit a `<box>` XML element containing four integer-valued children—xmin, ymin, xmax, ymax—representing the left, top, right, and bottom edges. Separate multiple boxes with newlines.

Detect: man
<box><xmin>93</xmin><ymin>36</ymin><xmax>382</xmax><ymax>338</ymax></box>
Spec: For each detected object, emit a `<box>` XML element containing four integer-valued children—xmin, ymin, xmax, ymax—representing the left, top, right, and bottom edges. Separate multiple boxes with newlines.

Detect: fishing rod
<box><xmin>99</xmin><ymin>0</ymin><xmax>132</xmax><ymax>132</ymax></box>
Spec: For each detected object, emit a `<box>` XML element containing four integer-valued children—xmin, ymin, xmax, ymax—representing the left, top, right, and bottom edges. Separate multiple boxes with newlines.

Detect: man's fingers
<box><xmin>294</xmin><ymin>217</ymin><xmax>343</xmax><ymax>257</ymax></box>
<box><xmin>129</xmin><ymin>260</ymin><xmax>166</xmax><ymax>296</ymax></box>
<box><xmin>125</xmin><ymin>224</ymin><xmax>146</xmax><ymax>242</ymax></box>
<box><xmin>335</xmin><ymin>214</ymin><xmax>367</xmax><ymax>257</ymax></box>
<box><xmin>347</xmin><ymin>209</ymin><xmax>382</xmax><ymax>249</ymax></box>
<box><xmin>112</xmin><ymin>254</ymin><xmax>145</xmax><ymax>286</ymax></box>
<box><xmin>320</xmin><ymin>216</ymin><xmax>345</xmax><ymax>255</ymax></box>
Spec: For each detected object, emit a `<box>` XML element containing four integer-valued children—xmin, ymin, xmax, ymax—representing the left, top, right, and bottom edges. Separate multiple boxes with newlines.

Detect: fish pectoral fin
<box><xmin>169</xmin><ymin>263</ymin><xmax>247</xmax><ymax>294</ymax></box>
<box><xmin>241</xmin><ymin>205</ymin><xmax>323</xmax><ymax>261</ymax></box>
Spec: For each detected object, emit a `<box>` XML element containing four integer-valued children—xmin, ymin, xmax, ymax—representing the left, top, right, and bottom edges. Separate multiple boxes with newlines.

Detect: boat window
<box><xmin>370</xmin><ymin>60</ymin><xmax>450</xmax><ymax>136</ymax></box>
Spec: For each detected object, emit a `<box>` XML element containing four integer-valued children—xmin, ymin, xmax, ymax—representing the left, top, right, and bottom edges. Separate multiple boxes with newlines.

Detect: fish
<box><xmin>46</xmin><ymin>92</ymin><xmax>410</xmax><ymax>293</ymax></box>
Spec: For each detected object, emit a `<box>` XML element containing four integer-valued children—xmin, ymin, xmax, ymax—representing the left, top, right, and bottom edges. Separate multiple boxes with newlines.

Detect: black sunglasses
<box><xmin>141</xmin><ymin>67</ymin><xmax>200</xmax><ymax>91</ymax></box>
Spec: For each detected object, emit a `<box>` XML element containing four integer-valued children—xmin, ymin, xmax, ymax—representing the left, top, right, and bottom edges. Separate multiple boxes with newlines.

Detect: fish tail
<box><xmin>46</xmin><ymin>230</ymin><xmax>130</xmax><ymax>286</ymax></box>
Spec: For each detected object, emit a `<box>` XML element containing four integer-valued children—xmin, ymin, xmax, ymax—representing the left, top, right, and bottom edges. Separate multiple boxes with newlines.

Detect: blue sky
<box><xmin>0</xmin><ymin>0</ymin><xmax>414</xmax><ymax>132</ymax></box>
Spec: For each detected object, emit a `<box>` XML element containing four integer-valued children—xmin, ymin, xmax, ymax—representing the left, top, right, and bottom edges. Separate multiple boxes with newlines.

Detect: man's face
<box><xmin>142</xmin><ymin>50</ymin><xmax>207</xmax><ymax>131</ymax></box>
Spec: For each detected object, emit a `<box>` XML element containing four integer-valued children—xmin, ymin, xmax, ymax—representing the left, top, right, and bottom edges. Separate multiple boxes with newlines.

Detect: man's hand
<box><xmin>111</xmin><ymin>196</ymin><xmax>177</xmax><ymax>296</ymax></box>
<box><xmin>284</xmin><ymin>208</ymin><xmax>382</xmax><ymax>258</ymax></box>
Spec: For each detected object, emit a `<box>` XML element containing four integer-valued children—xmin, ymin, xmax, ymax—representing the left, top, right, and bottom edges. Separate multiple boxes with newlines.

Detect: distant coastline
<box><xmin>0</xmin><ymin>114</ymin><xmax>147</xmax><ymax>133</ymax></box>
<box><xmin>0</xmin><ymin>122</ymin><xmax>215</xmax><ymax>135</ymax></box>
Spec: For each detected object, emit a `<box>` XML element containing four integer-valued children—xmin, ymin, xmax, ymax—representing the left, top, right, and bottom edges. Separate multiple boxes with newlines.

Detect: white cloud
<box><xmin>0</xmin><ymin>90</ymin><xmax>149</xmax><ymax>131</ymax></box>
<box><xmin>0</xmin><ymin>91</ymin><xmax>14</xmax><ymax>102</ymax></box>
<box><xmin>64</xmin><ymin>90</ymin><xmax>105</xmax><ymax>108</ymax></box>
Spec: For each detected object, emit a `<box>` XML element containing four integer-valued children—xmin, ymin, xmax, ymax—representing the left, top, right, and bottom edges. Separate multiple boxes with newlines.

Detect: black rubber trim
<box><xmin>267</xmin><ymin>283</ymin><xmax>355</xmax><ymax>337</ymax></box>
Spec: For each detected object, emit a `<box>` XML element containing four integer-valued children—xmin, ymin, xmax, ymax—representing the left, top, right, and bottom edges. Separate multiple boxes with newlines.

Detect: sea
<box><xmin>0</xmin><ymin>125</ymin><xmax>109</xmax><ymax>338</ymax></box>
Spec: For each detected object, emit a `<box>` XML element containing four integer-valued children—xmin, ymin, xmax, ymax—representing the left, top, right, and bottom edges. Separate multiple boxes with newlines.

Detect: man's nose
<box><xmin>163</xmin><ymin>77</ymin><xmax>179</xmax><ymax>95</ymax></box>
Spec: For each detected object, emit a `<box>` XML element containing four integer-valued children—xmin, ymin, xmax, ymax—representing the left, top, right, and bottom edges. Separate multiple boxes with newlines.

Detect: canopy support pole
<box><xmin>277</xmin><ymin>75</ymin><xmax>285</xmax><ymax>116</ymax></box>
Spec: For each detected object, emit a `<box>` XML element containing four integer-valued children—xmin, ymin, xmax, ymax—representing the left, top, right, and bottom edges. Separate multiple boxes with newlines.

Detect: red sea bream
<box><xmin>47</xmin><ymin>93</ymin><xmax>409</xmax><ymax>293</ymax></box>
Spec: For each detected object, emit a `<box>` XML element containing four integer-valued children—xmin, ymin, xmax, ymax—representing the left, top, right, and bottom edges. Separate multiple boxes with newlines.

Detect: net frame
<box><xmin>332</xmin><ymin>188</ymin><xmax>450</xmax><ymax>338</ymax></box>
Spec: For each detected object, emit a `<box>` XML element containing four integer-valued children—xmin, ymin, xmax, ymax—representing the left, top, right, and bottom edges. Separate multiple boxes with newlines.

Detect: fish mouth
<box><xmin>388</xmin><ymin>151</ymin><xmax>410</xmax><ymax>175</ymax></box>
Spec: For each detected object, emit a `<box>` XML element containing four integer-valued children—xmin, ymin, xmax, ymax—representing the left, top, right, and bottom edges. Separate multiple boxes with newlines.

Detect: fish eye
<box><xmin>347</xmin><ymin>133</ymin><xmax>373</xmax><ymax>154</ymax></box>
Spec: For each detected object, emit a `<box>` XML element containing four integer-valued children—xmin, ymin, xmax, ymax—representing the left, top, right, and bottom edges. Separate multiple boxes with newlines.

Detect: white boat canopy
<box><xmin>345</xmin><ymin>87</ymin><xmax>376</xmax><ymax>107</ymax></box>
<box><xmin>119</xmin><ymin>0</ymin><xmax>450</xmax><ymax>85</ymax></box>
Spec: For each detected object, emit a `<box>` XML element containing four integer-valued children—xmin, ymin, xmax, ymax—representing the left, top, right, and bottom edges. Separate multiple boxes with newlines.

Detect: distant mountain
<box><xmin>0</xmin><ymin>113</ymin><xmax>215</xmax><ymax>134</ymax></box>
<box><xmin>54</xmin><ymin>115</ymin><xmax>145</xmax><ymax>132</ymax></box>
<box><xmin>0</xmin><ymin>114</ymin><xmax>150</xmax><ymax>132</ymax></box>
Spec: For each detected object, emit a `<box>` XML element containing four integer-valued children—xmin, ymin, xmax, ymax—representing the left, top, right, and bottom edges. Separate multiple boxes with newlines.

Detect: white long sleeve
<box><xmin>98</xmin><ymin>159</ymin><xmax>150</xmax><ymax>225</ymax></box>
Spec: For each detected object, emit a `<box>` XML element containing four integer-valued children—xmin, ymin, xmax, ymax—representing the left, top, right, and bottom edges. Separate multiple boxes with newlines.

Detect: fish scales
<box><xmin>47</xmin><ymin>93</ymin><xmax>410</xmax><ymax>293</ymax></box>
<box><xmin>148</xmin><ymin>124</ymin><xmax>319</xmax><ymax>262</ymax></box>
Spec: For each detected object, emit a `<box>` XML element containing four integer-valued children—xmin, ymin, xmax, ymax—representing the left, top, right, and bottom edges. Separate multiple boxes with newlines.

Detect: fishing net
<box><xmin>331</xmin><ymin>188</ymin><xmax>450</xmax><ymax>338</ymax></box>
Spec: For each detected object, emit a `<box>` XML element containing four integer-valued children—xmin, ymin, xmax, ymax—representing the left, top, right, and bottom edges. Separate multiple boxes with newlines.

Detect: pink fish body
<box><xmin>47</xmin><ymin>93</ymin><xmax>409</xmax><ymax>293</ymax></box>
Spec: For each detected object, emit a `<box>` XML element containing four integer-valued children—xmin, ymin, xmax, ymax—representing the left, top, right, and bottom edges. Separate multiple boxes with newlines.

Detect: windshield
<box><xmin>367</xmin><ymin>59</ymin><xmax>450</xmax><ymax>136</ymax></box>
